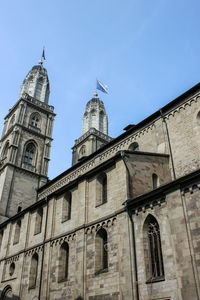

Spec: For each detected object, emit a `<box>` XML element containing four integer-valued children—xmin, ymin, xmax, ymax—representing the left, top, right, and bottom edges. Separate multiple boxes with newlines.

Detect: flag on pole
<box><xmin>42</xmin><ymin>47</ymin><xmax>46</xmax><ymax>60</ymax></box>
<box><xmin>96</xmin><ymin>79</ymin><xmax>108</xmax><ymax>94</ymax></box>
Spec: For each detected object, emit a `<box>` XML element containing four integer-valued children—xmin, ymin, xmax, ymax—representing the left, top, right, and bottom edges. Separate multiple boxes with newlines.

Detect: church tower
<box><xmin>0</xmin><ymin>60</ymin><xmax>55</xmax><ymax>222</ymax></box>
<box><xmin>72</xmin><ymin>92</ymin><xmax>112</xmax><ymax>165</ymax></box>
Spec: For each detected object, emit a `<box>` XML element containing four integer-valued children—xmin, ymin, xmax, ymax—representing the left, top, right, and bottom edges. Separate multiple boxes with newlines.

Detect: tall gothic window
<box><xmin>90</xmin><ymin>109</ymin><xmax>96</xmax><ymax>128</ymax></box>
<box><xmin>29</xmin><ymin>253</ymin><xmax>39</xmax><ymax>288</ymax></box>
<box><xmin>24</xmin><ymin>142</ymin><xmax>36</xmax><ymax>166</ymax></box>
<box><xmin>34</xmin><ymin>208</ymin><xmax>43</xmax><ymax>235</ymax></box>
<box><xmin>152</xmin><ymin>173</ymin><xmax>159</xmax><ymax>189</ymax></box>
<box><xmin>2</xmin><ymin>141</ymin><xmax>9</xmax><ymax>160</ymax></box>
<box><xmin>62</xmin><ymin>192</ymin><xmax>72</xmax><ymax>222</ymax></box>
<box><xmin>79</xmin><ymin>145</ymin><xmax>86</xmax><ymax>160</ymax></box>
<box><xmin>35</xmin><ymin>77</ymin><xmax>43</xmax><ymax>100</ymax></box>
<box><xmin>9</xmin><ymin>114</ymin><xmax>15</xmax><ymax>128</ymax></box>
<box><xmin>13</xmin><ymin>220</ymin><xmax>21</xmax><ymax>245</ymax></box>
<box><xmin>143</xmin><ymin>215</ymin><xmax>164</xmax><ymax>281</ymax></box>
<box><xmin>96</xmin><ymin>173</ymin><xmax>107</xmax><ymax>206</ymax></box>
<box><xmin>58</xmin><ymin>242</ymin><xmax>69</xmax><ymax>282</ymax></box>
<box><xmin>99</xmin><ymin>111</ymin><xmax>104</xmax><ymax>132</ymax></box>
<box><xmin>95</xmin><ymin>228</ymin><xmax>108</xmax><ymax>274</ymax></box>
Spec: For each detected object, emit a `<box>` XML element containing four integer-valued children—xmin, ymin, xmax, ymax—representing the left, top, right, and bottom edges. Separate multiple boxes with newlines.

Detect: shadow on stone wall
<box><xmin>0</xmin><ymin>287</ymin><xmax>21</xmax><ymax>300</ymax></box>
<box><xmin>75</xmin><ymin>297</ymin><xmax>83</xmax><ymax>300</ymax></box>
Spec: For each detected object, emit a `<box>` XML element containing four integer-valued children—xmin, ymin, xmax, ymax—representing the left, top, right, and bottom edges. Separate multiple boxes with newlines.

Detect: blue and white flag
<box><xmin>96</xmin><ymin>79</ymin><xmax>108</xmax><ymax>94</ymax></box>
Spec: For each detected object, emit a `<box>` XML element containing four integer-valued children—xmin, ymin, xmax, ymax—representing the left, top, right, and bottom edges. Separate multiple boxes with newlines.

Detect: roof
<box><xmin>38</xmin><ymin>82</ymin><xmax>200</xmax><ymax>193</ymax></box>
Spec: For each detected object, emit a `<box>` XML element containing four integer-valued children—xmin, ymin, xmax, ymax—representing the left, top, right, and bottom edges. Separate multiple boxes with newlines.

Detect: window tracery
<box><xmin>143</xmin><ymin>215</ymin><xmax>164</xmax><ymax>281</ymax></box>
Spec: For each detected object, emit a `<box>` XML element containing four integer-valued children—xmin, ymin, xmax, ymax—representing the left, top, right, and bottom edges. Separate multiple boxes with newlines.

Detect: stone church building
<box><xmin>0</xmin><ymin>61</ymin><xmax>200</xmax><ymax>300</ymax></box>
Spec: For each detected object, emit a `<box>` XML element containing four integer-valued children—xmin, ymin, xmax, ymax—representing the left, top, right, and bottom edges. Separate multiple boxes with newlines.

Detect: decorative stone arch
<box><xmin>1</xmin><ymin>285</ymin><xmax>13</xmax><ymax>300</ymax></box>
<box><xmin>29</xmin><ymin>112</ymin><xmax>41</xmax><ymax>128</ymax></box>
<box><xmin>128</xmin><ymin>142</ymin><xmax>139</xmax><ymax>151</ymax></box>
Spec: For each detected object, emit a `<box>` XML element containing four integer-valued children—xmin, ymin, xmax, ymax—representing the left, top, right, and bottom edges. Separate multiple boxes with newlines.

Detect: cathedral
<box><xmin>0</xmin><ymin>60</ymin><xmax>200</xmax><ymax>300</ymax></box>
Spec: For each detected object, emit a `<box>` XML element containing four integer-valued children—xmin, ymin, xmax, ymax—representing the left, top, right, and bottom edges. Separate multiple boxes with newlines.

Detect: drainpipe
<box><xmin>120</xmin><ymin>151</ymin><xmax>139</xmax><ymax>300</ymax></box>
<box><xmin>160</xmin><ymin>110</ymin><xmax>176</xmax><ymax>180</ymax></box>
<box><xmin>38</xmin><ymin>196</ymin><xmax>49</xmax><ymax>300</ymax></box>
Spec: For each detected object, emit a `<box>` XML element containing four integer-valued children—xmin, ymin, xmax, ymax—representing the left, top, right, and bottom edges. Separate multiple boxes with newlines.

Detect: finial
<box><xmin>38</xmin><ymin>58</ymin><xmax>43</xmax><ymax>66</ymax></box>
<box><xmin>94</xmin><ymin>91</ymin><xmax>98</xmax><ymax>98</ymax></box>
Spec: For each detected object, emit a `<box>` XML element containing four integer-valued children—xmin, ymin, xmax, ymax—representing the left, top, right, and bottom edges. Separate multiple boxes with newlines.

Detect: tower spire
<box><xmin>38</xmin><ymin>46</ymin><xmax>46</xmax><ymax>66</ymax></box>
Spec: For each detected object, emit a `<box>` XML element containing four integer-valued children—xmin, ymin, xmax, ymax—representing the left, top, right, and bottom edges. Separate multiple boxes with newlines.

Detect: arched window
<box><xmin>96</xmin><ymin>173</ymin><xmax>107</xmax><ymax>206</ymax></box>
<box><xmin>99</xmin><ymin>111</ymin><xmax>104</xmax><ymax>132</ymax></box>
<box><xmin>79</xmin><ymin>145</ymin><xmax>86</xmax><ymax>160</ymax></box>
<box><xmin>35</xmin><ymin>77</ymin><xmax>43</xmax><ymax>100</ymax></box>
<box><xmin>90</xmin><ymin>109</ymin><xmax>96</xmax><ymax>128</ymax></box>
<box><xmin>24</xmin><ymin>142</ymin><xmax>37</xmax><ymax>166</ymax></box>
<box><xmin>30</xmin><ymin>113</ymin><xmax>40</xmax><ymax>128</ymax></box>
<box><xmin>2</xmin><ymin>141</ymin><xmax>9</xmax><ymax>160</ymax></box>
<box><xmin>9</xmin><ymin>262</ymin><xmax>15</xmax><ymax>276</ymax></box>
<box><xmin>143</xmin><ymin>215</ymin><xmax>164</xmax><ymax>281</ymax></box>
<box><xmin>9</xmin><ymin>114</ymin><xmax>15</xmax><ymax>128</ymax></box>
<box><xmin>58</xmin><ymin>242</ymin><xmax>69</xmax><ymax>282</ymax></box>
<box><xmin>45</xmin><ymin>83</ymin><xmax>50</xmax><ymax>103</ymax></box>
<box><xmin>152</xmin><ymin>173</ymin><xmax>159</xmax><ymax>189</ymax></box>
<box><xmin>62</xmin><ymin>192</ymin><xmax>72</xmax><ymax>222</ymax></box>
<box><xmin>29</xmin><ymin>253</ymin><xmax>38</xmax><ymax>288</ymax></box>
<box><xmin>13</xmin><ymin>219</ymin><xmax>21</xmax><ymax>245</ymax></box>
<box><xmin>197</xmin><ymin>111</ymin><xmax>200</xmax><ymax>125</ymax></box>
<box><xmin>95</xmin><ymin>228</ymin><xmax>108</xmax><ymax>273</ymax></box>
<box><xmin>128</xmin><ymin>142</ymin><xmax>139</xmax><ymax>151</ymax></box>
<box><xmin>34</xmin><ymin>208</ymin><xmax>43</xmax><ymax>235</ymax></box>
<box><xmin>1</xmin><ymin>285</ymin><xmax>13</xmax><ymax>300</ymax></box>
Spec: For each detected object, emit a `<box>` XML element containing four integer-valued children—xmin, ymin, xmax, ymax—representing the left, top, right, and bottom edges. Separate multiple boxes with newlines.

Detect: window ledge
<box><xmin>61</xmin><ymin>218</ymin><xmax>71</xmax><ymax>224</ymax></box>
<box><xmin>13</xmin><ymin>241</ymin><xmax>19</xmax><ymax>246</ymax></box>
<box><xmin>95</xmin><ymin>202</ymin><xmax>107</xmax><ymax>208</ymax></box>
<box><xmin>58</xmin><ymin>278</ymin><xmax>68</xmax><ymax>283</ymax></box>
<box><xmin>28</xmin><ymin>285</ymin><xmax>36</xmax><ymax>290</ymax></box>
<box><xmin>146</xmin><ymin>275</ymin><xmax>165</xmax><ymax>284</ymax></box>
<box><xmin>34</xmin><ymin>231</ymin><xmax>41</xmax><ymax>236</ymax></box>
<box><xmin>95</xmin><ymin>268</ymin><xmax>108</xmax><ymax>276</ymax></box>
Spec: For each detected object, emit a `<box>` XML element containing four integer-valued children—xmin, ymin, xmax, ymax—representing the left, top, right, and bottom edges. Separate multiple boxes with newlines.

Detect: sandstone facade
<box><xmin>0</xmin><ymin>62</ymin><xmax>200</xmax><ymax>300</ymax></box>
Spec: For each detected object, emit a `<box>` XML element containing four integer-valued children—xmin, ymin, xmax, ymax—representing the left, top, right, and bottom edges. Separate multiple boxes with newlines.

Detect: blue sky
<box><xmin>0</xmin><ymin>0</ymin><xmax>200</xmax><ymax>179</ymax></box>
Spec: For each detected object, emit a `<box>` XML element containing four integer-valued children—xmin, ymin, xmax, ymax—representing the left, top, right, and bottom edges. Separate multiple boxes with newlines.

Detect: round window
<box><xmin>9</xmin><ymin>262</ymin><xmax>15</xmax><ymax>276</ymax></box>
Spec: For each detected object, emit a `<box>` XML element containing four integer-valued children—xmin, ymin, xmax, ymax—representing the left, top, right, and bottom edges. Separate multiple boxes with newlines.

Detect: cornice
<box><xmin>73</xmin><ymin>127</ymin><xmax>113</xmax><ymax>148</ymax></box>
<box><xmin>5</xmin><ymin>94</ymin><xmax>56</xmax><ymax>120</ymax></box>
<box><xmin>38</xmin><ymin>86</ymin><xmax>200</xmax><ymax>200</ymax></box>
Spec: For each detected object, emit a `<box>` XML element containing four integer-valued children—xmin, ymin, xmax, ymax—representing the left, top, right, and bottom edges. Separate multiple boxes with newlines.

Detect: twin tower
<box><xmin>0</xmin><ymin>62</ymin><xmax>111</xmax><ymax>222</ymax></box>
